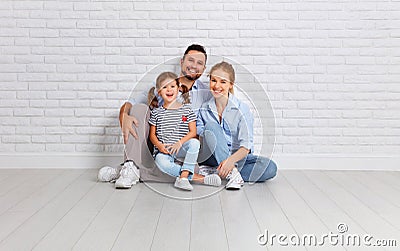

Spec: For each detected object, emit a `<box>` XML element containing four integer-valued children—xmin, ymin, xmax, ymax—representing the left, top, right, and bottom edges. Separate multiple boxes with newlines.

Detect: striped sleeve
<box><xmin>148</xmin><ymin>108</ymin><xmax>158</xmax><ymax>126</ymax></box>
<box><xmin>186</xmin><ymin>106</ymin><xmax>196</xmax><ymax>123</ymax></box>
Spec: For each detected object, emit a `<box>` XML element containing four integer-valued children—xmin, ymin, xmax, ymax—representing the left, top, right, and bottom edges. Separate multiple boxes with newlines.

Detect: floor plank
<box><xmin>72</xmin><ymin>182</ymin><xmax>142</xmax><ymax>251</ymax></box>
<box><xmin>33</xmin><ymin>181</ymin><xmax>116</xmax><ymax>251</ymax></box>
<box><xmin>373</xmin><ymin>171</ymin><xmax>400</xmax><ymax>192</ymax></box>
<box><xmin>0</xmin><ymin>170</ymin><xmax>65</xmax><ymax>215</ymax></box>
<box><xmin>190</xmin><ymin>190</ymin><xmax>228</xmax><ymax>251</ymax></box>
<box><xmin>0</xmin><ymin>169</ymin><xmax>86</xmax><ymax>242</ymax></box>
<box><xmin>349</xmin><ymin>171</ymin><xmax>400</xmax><ymax>208</ymax></box>
<box><xmin>111</xmin><ymin>183</ymin><xmax>166</xmax><ymax>251</ymax></box>
<box><xmin>325</xmin><ymin>171</ymin><xmax>400</xmax><ymax>231</ymax></box>
<box><xmin>304</xmin><ymin>170</ymin><xmax>400</xmax><ymax>248</ymax></box>
<box><xmin>244</xmin><ymin>179</ymin><xmax>307</xmax><ymax>251</ymax></box>
<box><xmin>219</xmin><ymin>188</ymin><xmax>263</xmax><ymax>251</ymax></box>
<box><xmin>150</xmin><ymin>184</ymin><xmax>192</xmax><ymax>251</ymax></box>
<box><xmin>283</xmin><ymin>170</ymin><xmax>382</xmax><ymax>251</ymax></box>
<box><xmin>268</xmin><ymin>171</ymin><xmax>344</xmax><ymax>251</ymax></box>
<box><xmin>0</xmin><ymin>169</ymin><xmax>96</xmax><ymax>250</ymax></box>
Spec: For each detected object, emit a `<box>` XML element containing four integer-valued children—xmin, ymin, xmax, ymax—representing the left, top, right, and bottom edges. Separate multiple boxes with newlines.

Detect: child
<box><xmin>148</xmin><ymin>72</ymin><xmax>222</xmax><ymax>191</ymax></box>
<box><xmin>197</xmin><ymin>62</ymin><xmax>277</xmax><ymax>189</ymax></box>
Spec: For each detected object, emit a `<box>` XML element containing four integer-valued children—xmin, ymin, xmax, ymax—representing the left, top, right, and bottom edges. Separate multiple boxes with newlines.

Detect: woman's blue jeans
<box><xmin>155</xmin><ymin>138</ymin><xmax>200</xmax><ymax>181</ymax></box>
<box><xmin>199</xmin><ymin>122</ymin><xmax>277</xmax><ymax>182</ymax></box>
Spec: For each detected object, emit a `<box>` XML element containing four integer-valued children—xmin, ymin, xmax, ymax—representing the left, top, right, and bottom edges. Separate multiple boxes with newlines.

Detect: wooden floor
<box><xmin>0</xmin><ymin>169</ymin><xmax>399</xmax><ymax>251</ymax></box>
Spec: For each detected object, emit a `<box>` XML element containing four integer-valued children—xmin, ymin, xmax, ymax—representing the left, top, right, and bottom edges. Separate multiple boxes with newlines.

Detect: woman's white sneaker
<box><xmin>203</xmin><ymin>174</ymin><xmax>222</xmax><ymax>187</ymax></box>
<box><xmin>225</xmin><ymin>168</ymin><xmax>244</xmax><ymax>190</ymax></box>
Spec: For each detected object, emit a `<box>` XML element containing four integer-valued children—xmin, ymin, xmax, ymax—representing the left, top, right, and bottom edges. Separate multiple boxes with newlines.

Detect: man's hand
<box><xmin>217</xmin><ymin>158</ymin><xmax>235</xmax><ymax>179</ymax></box>
<box><xmin>121</xmin><ymin>113</ymin><xmax>139</xmax><ymax>144</ymax></box>
<box><xmin>166</xmin><ymin>141</ymin><xmax>182</xmax><ymax>155</ymax></box>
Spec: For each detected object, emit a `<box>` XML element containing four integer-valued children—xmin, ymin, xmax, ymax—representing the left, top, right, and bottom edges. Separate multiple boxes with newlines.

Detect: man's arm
<box><xmin>120</xmin><ymin>82</ymin><xmax>158</xmax><ymax>144</ymax></box>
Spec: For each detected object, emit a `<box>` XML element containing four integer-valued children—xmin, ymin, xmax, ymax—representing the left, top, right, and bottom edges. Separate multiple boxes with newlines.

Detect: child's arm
<box><xmin>168</xmin><ymin>121</ymin><xmax>197</xmax><ymax>155</ymax></box>
<box><xmin>149</xmin><ymin>125</ymin><xmax>169</xmax><ymax>154</ymax></box>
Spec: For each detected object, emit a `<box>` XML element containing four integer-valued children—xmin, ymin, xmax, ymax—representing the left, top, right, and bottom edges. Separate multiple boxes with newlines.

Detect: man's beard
<box><xmin>181</xmin><ymin>69</ymin><xmax>201</xmax><ymax>81</ymax></box>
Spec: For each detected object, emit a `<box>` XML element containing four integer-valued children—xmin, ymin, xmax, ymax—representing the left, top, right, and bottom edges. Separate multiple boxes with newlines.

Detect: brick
<box><xmin>76</xmin><ymin>127</ymin><xmax>105</xmax><ymax>135</ymax></box>
<box><xmin>45</xmin><ymin>109</ymin><xmax>74</xmax><ymax>117</ymax></box>
<box><xmin>47</xmin><ymin>91</ymin><xmax>76</xmax><ymax>100</ymax></box>
<box><xmin>30</xmin><ymin>100</ymin><xmax>59</xmax><ymax>108</ymax></box>
<box><xmin>32</xmin><ymin>135</ymin><xmax>61</xmax><ymax>143</ymax></box>
<box><xmin>0</xmin><ymin>107</ymin><xmax>13</xmax><ymax>116</ymax></box>
<box><xmin>77</xmin><ymin>20</ymin><xmax>106</xmax><ymax>29</ymax></box>
<box><xmin>14</xmin><ymin>108</ymin><xmax>44</xmax><ymax>117</ymax></box>
<box><xmin>31</xmin><ymin>117</ymin><xmax>60</xmax><ymax>126</ymax></box>
<box><xmin>16</xmin><ymin>144</ymin><xmax>45</xmax><ymax>152</ymax></box>
<box><xmin>61</xmin><ymin>11</ymin><xmax>89</xmax><ymax>19</ymax></box>
<box><xmin>61</xmin><ymin>135</ymin><xmax>90</xmax><ymax>143</ymax></box>
<box><xmin>27</xmin><ymin>64</ymin><xmax>56</xmax><ymax>73</ymax></box>
<box><xmin>61</xmin><ymin>117</ymin><xmax>90</xmax><ymax>126</ymax></box>
<box><xmin>2</xmin><ymin>135</ymin><xmax>31</xmax><ymax>143</ymax></box>
<box><xmin>46</xmin><ymin>127</ymin><xmax>75</xmax><ymax>134</ymax></box>
<box><xmin>90</xmin><ymin>11</ymin><xmax>119</xmax><ymax>20</ymax></box>
<box><xmin>16</xmin><ymin>19</ymin><xmax>46</xmax><ymax>28</ymax></box>
<box><xmin>77</xmin><ymin>92</ymin><xmax>107</xmax><ymax>100</ymax></box>
<box><xmin>56</xmin><ymin>64</ymin><xmax>87</xmax><ymax>73</ymax></box>
<box><xmin>29</xmin><ymin>28</ymin><xmax>59</xmax><ymax>38</ymax></box>
<box><xmin>46</xmin><ymin>144</ymin><xmax>75</xmax><ymax>152</ymax></box>
<box><xmin>76</xmin><ymin>144</ymin><xmax>104</xmax><ymax>152</ymax></box>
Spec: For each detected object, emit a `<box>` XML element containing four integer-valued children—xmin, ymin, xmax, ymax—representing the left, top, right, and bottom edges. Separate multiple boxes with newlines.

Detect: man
<box><xmin>98</xmin><ymin>44</ymin><xmax>212</xmax><ymax>188</ymax></box>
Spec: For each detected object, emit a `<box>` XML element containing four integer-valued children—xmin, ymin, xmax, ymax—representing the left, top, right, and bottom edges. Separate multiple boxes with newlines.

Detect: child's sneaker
<box><xmin>98</xmin><ymin>165</ymin><xmax>122</xmax><ymax>182</ymax></box>
<box><xmin>225</xmin><ymin>168</ymin><xmax>244</xmax><ymax>190</ymax></box>
<box><xmin>174</xmin><ymin>177</ymin><xmax>193</xmax><ymax>191</ymax></box>
<box><xmin>115</xmin><ymin>160</ymin><xmax>140</xmax><ymax>189</ymax></box>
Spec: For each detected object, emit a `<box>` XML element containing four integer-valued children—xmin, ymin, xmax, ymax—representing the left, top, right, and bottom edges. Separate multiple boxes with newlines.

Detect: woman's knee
<box><xmin>260</xmin><ymin>157</ymin><xmax>277</xmax><ymax>181</ymax></box>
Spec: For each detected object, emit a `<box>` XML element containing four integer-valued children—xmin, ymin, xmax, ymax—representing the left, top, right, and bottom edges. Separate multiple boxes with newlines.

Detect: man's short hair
<box><xmin>183</xmin><ymin>44</ymin><xmax>207</xmax><ymax>63</ymax></box>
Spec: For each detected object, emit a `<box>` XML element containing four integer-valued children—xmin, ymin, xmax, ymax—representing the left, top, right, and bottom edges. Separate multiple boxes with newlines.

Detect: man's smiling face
<box><xmin>180</xmin><ymin>50</ymin><xmax>206</xmax><ymax>81</ymax></box>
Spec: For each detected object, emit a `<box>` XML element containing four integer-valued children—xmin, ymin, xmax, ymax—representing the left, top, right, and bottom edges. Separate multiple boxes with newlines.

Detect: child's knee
<box><xmin>155</xmin><ymin>154</ymin><xmax>169</xmax><ymax>168</ymax></box>
<box><xmin>186</xmin><ymin>138</ymin><xmax>200</xmax><ymax>151</ymax></box>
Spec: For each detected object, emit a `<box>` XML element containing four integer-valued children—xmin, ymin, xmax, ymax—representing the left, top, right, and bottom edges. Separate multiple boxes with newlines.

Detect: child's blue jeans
<box><xmin>155</xmin><ymin>138</ymin><xmax>200</xmax><ymax>181</ymax></box>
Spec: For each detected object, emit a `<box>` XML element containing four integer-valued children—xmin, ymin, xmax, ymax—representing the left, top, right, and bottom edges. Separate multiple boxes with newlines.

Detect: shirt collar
<box><xmin>192</xmin><ymin>79</ymin><xmax>204</xmax><ymax>90</ymax></box>
<box><xmin>206</xmin><ymin>94</ymin><xmax>240</xmax><ymax>111</ymax></box>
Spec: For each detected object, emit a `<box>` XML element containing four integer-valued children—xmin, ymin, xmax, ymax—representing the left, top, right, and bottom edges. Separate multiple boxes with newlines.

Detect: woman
<box><xmin>197</xmin><ymin>61</ymin><xmax>277</xmax><ymax>190</ymax></box>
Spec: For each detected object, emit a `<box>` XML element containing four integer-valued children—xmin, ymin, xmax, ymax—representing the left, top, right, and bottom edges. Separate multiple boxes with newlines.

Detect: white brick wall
<box><xmin>1</xmin><ymin>0</ymin><xmax>400</xmax><ymax>168</ymax></box>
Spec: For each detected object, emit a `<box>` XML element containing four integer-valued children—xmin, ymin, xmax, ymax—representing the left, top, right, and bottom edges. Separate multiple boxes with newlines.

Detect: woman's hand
<box><xmin>166</xmin><ymin>141</ymin><xmax>182</xmax><ymax>155</ymax></box>
<box><xmin>217</xmin><ymin>158</ymin><xmax>236</xmax><ymax>179</ymax></box>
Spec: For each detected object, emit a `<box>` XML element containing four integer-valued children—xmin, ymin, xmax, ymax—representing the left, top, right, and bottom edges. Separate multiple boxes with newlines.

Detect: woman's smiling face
<box><xmin>209</xmin><ymin>68</ymin><xmax>233</xmax><ymax>99</ymax></box>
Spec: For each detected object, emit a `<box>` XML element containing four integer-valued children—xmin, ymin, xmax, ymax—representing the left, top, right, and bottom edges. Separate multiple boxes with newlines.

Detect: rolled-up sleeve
<box><xmin>237</xmin><ymin>104</ymin><xmax>254</xmax><ymax>152</ymax></box>
<box><xmin>196</xmin><ymin>109</ymin><xmax>205</xmax><ymax>136</ymax></box>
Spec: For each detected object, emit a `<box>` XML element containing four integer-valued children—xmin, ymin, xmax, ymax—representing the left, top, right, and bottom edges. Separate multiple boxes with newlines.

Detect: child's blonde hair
<box><xmin>209</xmin><ymin>61</ymin><xmax>235</xmax><ymax>94</ymax></box>
<box><xmin>148</xmin><ymin>72</ymin><xmax>190</xmax><ymax>108</ymax></box>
